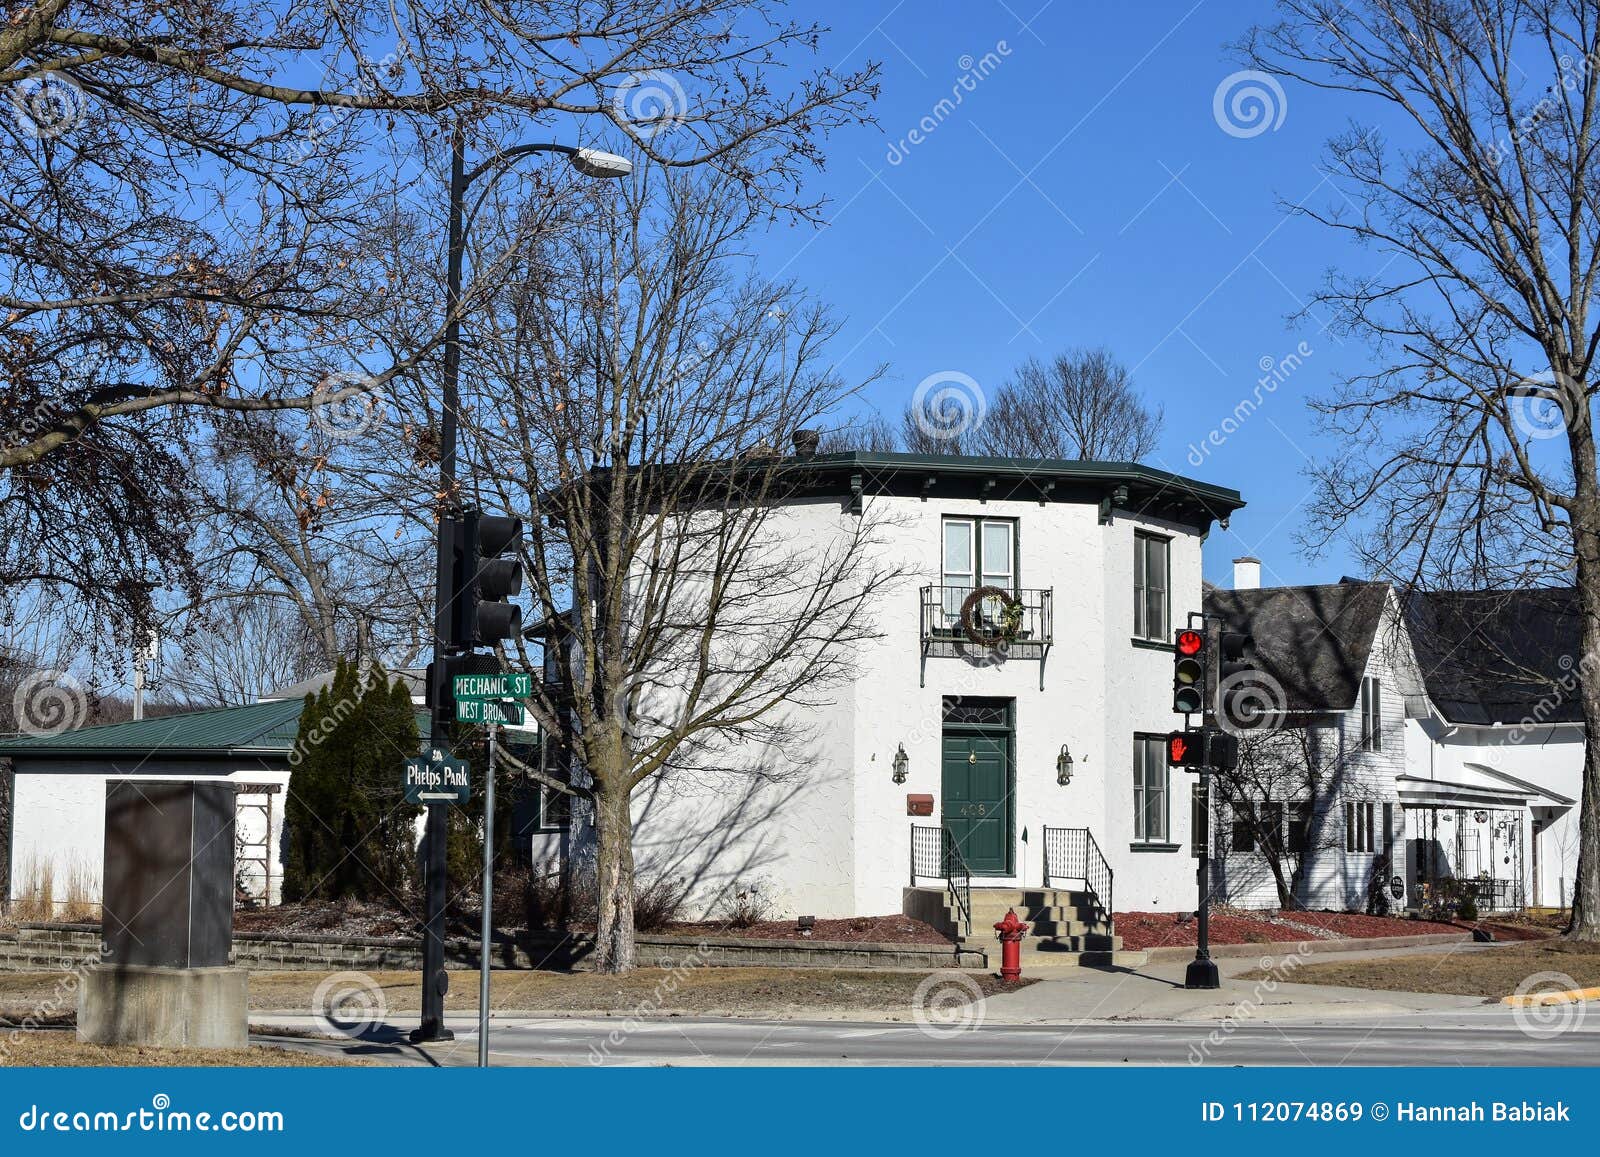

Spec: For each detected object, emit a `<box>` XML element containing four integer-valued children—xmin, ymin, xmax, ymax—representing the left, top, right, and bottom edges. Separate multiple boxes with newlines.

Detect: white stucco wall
<box><xmin>7</xmin><ymin>758</ymin><xmax>291</xmax><ymax>914</ymax></box>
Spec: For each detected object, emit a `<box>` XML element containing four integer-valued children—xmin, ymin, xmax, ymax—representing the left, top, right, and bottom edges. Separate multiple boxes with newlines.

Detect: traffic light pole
<box><xmin>1184</xmin><ymin>612</ymin><xmax>1220</xmax><ymax>990</ymax></box>
<box><xmin>1186</xmin><ymin>766</ymin><xmax>1219</xmax><ymax>990</ymax></box>
<box><xmin>410</xmin><ymin>126</ymin><xmax>468</xmax><ymax>1046</ymax></box>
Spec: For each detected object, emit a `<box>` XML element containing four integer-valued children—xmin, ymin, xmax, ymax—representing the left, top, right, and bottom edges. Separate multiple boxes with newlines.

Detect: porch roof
<box><xmin>1396</xmin><ymin>773</ymin><xmax>1533</xmax><ymax>810</ymax></box>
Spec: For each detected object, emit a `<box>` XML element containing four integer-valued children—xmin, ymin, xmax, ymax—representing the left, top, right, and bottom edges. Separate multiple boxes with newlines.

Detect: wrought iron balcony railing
<box><xmin>919</xmin><ymin>584</ymin><xmax>1053</xmax><ymax>661</ymax></box>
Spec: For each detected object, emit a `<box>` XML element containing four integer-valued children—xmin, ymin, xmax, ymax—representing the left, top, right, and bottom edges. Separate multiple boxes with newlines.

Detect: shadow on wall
<box><xmin>585</xmin><ymin>738</ymin><xmax>843</xmax><ymax>923</ymax></box>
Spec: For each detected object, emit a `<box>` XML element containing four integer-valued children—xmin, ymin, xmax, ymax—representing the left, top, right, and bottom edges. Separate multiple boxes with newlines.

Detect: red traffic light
<box><xmin>1176</xmin><ymin>629</ymin><xmax>1204</xmax><ymax>656</ymax></box>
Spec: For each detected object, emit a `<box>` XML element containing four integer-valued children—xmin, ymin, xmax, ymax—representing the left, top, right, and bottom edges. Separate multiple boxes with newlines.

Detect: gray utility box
<box><xmin>82</xmin><ymin>780</ymin><xmax>247</xmax><ymax>1049</ymax></box>
<box><xmin>101</xmin><ymin>779</ymin><xmax>236</xmax><ymax>967</ymax></box>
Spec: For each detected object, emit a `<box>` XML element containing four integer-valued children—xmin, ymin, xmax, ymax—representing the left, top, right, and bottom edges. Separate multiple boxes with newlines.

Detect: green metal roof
<box><xmin>0</xmin><ymin>698</ymin><xmax>430</xmax><ymax>759</ymax></box>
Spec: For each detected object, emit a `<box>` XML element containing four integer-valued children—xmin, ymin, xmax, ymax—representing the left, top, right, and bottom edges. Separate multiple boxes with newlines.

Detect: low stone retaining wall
<box><xmin>1141</xmin><ymin>930</ymin><xmax>1471</xmax><ymax>963</ymax></box>
<box><xmin>1</xmin><ymin>923</ymin><xmax>984</xmax><ymax>973</ymax></box>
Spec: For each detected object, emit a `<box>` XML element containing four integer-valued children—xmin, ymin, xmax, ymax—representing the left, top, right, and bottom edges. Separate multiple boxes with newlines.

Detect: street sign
<box><xmin>454</xmin><ymin>697</ymin><xmax>526</xmax><ymax>725</ymax></box>
<box><xmin>404</xmin><ymin>754</ymin><xmax>472</xmax><ymax>805</ymax></box>
<box><xmin>452</xmin><ymin>671</ymin><xmax>532</xmax><ymax>700</ymax></box>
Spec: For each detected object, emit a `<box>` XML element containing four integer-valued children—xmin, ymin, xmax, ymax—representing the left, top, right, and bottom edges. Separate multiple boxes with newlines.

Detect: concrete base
<box><xmin>78</xmin><ymin>965</ymin><xmax>248</xmax><ymax>1050</ymax></box>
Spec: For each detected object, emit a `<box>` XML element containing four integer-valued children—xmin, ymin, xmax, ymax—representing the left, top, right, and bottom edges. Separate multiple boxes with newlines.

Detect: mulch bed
<box><xmin>1114</xmin><ymin>908</ymin><xmax>1463</xmax><ymax>951</ymax></box>
<box><xmin>232</xmin><ymin>900</ymin><xmax>953</xmax><ymax>946</ymax></box>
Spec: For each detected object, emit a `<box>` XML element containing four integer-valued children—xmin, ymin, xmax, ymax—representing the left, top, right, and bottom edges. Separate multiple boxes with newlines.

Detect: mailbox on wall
<box><xmin>906</xmin><ymin>794</ymin><xmax>934</xmax><ymax>817</ymax></box>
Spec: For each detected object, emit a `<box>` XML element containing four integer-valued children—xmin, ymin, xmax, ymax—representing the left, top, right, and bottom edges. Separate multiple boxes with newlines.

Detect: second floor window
<box><xmin>1360</xmin><ymin>676</ymin><xmax>1382</xmax><ymax>751</ymax></box>
<box><xmin>943</xmin><ymin>516</ymin><xmax>1016</xmax><ymax>593</ymax></box>
<box><xmin>1133</xmin><ymin>531</ymin><xmax>1169</xmax><ymax>640</ymax></box>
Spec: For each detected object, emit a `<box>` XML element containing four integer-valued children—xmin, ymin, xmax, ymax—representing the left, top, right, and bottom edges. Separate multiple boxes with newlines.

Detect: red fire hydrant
<box><xmin>994</xmin><ymin>908</ymin><xmax>1030</xmax><ymax>982</ymax></box>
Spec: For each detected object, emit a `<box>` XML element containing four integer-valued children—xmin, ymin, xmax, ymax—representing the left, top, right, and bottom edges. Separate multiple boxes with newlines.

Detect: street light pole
<box><xmin>410</xmin><ymin>130</ymin><xmax>631</xmax><ymax>1046</ymax></box>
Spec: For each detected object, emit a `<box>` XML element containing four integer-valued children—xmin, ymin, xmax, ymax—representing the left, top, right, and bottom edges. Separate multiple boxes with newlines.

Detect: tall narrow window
<box><xmin>1360</xmin><ymin>677</ymin><xmax>1382</xmax><ymax>751</ymax></box>
<box><xmin>1345</xmin><ymin>801</ymin><xmax>1375</xmax><ymax>853</ymax></box>
<box><xmin>1133</xmin><ymin>735</ymin><xmax>1169</xmax><ymax>842</ymax></box>
<box><xmin>1133</xmin><ymin>532</ymin><xmax>1170</xmax><ymax>640</ymax></box>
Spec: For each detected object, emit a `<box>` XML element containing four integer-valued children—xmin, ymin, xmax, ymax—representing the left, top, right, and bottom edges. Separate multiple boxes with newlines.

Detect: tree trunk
<box><xmin>1569</xmin><ymin>479</ymin><xmax>1600</xmax><ymax>940</ymax></box>
<box><xmin>591</xmin><ymin>775</ymin><xmax>637</xmax><ymax>973</ymax></box>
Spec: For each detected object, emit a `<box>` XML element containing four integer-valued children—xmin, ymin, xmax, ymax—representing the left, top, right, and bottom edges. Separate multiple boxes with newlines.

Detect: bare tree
<box><xmin>1241</xmin><ymin>0</ymin><xmax>1600</xmax><ymax>938</ymax></box>
<box><xmin>1</xmin><ymin>0</ymin><xmax>879</xmax><ymax>634</ymax></box>
<box><xmin>1214</xmin><ymin>723</ymin><xmax>1387</xmax><ymax>910</ymax></box>
<box><xmin>460</xmin><ymin>162</ymin><xmax>907</xmax><ymax>972</ymax></box>
<box><xmin>901</xmin><ymin>348</ymin><xmax>1163</xmax><ymax>459</ymax></box>
<box><xmin>817</xmin><ymin>410</ymin><xmax>901</xmax><ymax>452</ymax></box>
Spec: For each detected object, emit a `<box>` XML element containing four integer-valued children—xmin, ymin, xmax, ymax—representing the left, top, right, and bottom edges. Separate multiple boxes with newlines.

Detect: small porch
<box><xmin>1397</xmin><ymin>772</ymin><xmax>1537</xmax><ymax>913</ymax></box>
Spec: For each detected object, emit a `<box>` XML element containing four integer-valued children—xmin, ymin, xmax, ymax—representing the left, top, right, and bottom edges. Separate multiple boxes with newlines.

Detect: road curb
<box><xmin>1503</xmin><ymin>985</ymin><xmax>1600</xmax><ymax>1007</ymax></box>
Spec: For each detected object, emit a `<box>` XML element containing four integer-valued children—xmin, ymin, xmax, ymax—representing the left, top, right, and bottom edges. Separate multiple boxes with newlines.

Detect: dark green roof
<box><xmin>0</xmin><ymin>699</ymin><xmax>430</xmax><ymax>759</ymax></box>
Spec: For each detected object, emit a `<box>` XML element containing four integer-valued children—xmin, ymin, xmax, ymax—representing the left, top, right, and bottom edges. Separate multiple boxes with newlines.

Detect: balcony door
<box><xmin>941</xmin><ymin>517</ymin><xmax>1017</xmax><ymax>625</ymax></box>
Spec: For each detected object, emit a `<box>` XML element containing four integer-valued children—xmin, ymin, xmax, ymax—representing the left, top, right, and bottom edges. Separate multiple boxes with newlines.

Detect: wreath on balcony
<box><xmin>959</xmin><ymin>585</ymin><xmax>1025</xmax><ymax>647</ymax></box>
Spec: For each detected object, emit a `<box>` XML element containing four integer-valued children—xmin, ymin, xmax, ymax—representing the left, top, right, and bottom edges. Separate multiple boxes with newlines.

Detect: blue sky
<box><xmin>748</xmin><ymin>0</ymin><xmax>1389</xmax><ymax>588</ymax></box>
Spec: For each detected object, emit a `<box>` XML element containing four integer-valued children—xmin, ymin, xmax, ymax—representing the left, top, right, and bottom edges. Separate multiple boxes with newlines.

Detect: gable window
<box><xmin>1360</xmin><ymin>677</ymin><xmax>1382</xmax><ymax>751</ymax></box>
<box><xmin>1345</xmin><ymin>800</ymin><xmax>1375</xmax><ymax>853</ymax></box>
<box><xmin>1133</xmin><ymin>735</ymin><xmax>1169</xmax><ymax>842</ymax></box>
<box><xmin>1133</xmin><ymin>532</ymin><xmax>1169</xmax><ymax>641</ymax></box>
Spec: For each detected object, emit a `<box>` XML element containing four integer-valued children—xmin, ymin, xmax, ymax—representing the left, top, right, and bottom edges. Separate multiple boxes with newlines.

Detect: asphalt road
<box><xmin>265</xmin><ymin>1013</ymin><xmax>1600</xmax><ymax>1067</ymax></box>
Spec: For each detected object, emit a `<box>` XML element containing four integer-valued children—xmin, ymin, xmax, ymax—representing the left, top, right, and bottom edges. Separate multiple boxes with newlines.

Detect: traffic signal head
<box><xmin>1172</xmin><ymin>628</ymin><xmax>1207</xmax><ymax>714</ymax></box>
<box><xmin>1166</xmin><ymin>729</ymin><xmax>1207</xmax><ymax>768</ymax></box>
<box><xmin>451</xmin><ymin>510</ymin><xmax>525</xmax><ymax>648</ymax></box>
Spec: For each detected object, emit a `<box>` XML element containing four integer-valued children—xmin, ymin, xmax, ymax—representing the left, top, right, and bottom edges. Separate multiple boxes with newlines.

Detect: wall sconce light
<box><xmin>892</xmin><ymin>743</ymin><xmax>909</xmax><ymax>784</ymax></box>
<box><xmin>1056</xmin><ymin>743</ymin><xmax>1074</xmax><ymax>787</ymax></box>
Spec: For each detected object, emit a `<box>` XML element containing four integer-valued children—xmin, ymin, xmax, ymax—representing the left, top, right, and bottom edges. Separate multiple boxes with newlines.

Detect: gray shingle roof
<box><xmin>1204</xmin><ymin>582</ymin><xmax>1389</xmax><ymax>712</ymax></box>
<box><xmin>1402</xmin><ymin>588</ymin><xmax>1580</xmax><ymax>725</ymax></box>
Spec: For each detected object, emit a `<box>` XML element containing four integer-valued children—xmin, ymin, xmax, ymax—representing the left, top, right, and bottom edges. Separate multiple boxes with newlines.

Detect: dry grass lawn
<box><xmin>2</xmin><ymin>967</ymin><xmax>1023</xmax><ymax>1020</ymax></box>
<box><xmin>1</xmin><ymin>1032</ymin><xmax>357</xmax><ymax>1067</ymax></box>
<box><xmin>1238</xmin><ymin>939</ymin><xmax>1600</xmax><ymax>999</ymax></box>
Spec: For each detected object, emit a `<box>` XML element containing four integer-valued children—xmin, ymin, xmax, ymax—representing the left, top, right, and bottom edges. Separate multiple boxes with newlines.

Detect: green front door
<box><xmin>941</xmin><ymin>730</ymin><xmax>1011</xmax><ymax>874</ymax></box>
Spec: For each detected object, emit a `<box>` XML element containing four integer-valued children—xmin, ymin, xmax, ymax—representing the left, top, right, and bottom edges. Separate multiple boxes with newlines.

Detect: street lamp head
<box><xmin>569</xmin><ymin>147</ymin><xmax>633</xmax><ymax>179</ymax></box>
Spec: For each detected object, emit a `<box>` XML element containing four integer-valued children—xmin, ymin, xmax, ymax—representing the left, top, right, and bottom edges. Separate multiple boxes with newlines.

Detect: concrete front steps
<box><xmin>904</xmin><ymin>887</ymin><xmax>1148</xmax><ymax>968</ymax></box>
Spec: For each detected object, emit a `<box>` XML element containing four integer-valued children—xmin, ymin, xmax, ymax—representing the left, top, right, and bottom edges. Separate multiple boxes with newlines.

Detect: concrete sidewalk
<box><xmin>979</xmin><ymin>940</ymin><xmax>1497</xmax><ymax>1024</ymax></box>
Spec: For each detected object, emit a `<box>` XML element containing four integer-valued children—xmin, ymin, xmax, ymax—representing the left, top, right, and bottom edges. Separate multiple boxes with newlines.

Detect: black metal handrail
<box><xmin>910</xmin><ymin>823</ymin><xmax>972</xmax><ymax>937</ymax></box>
<box><xmin>919</xmin><ymin>585</ymin><xmax>1053</xmax><ymax>653</ymax></box>
<box><xmin>1042</xmin><ymin>826</ymin><xmax>1114</xmax><ymax>919</ymax></box>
